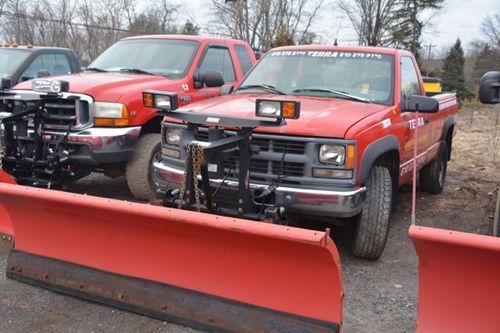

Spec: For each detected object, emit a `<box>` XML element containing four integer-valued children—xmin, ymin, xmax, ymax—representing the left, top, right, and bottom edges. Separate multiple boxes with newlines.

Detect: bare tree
<box><xmin>481</xmin><ymin>13</ymin><xmax>500</xmax><ymax>49</ymax></box>
<box><xmin>0</xmin><ymin>0</ymin><xmax>182</xmax><ymax>64</ymax></box>
<box><xmin>209</xmin><ymin>0</ymin><xmax>324</xmax><ymax>50</ymax></box>
<box><xmin>337</xmin><ymin>0</ymin><xmax>399</xmax><ymax>46</ymax></box>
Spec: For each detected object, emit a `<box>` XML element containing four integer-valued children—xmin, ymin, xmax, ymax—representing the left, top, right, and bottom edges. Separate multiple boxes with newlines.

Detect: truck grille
<box><xmin>196</xmin><ymin>130</ymin><xmax>307</xmax><ymax>179</ymax></box>
<box><xmin>28</xmin><ymin>97</ymin><xmax>91</xmax><ymax>131</ymax></box>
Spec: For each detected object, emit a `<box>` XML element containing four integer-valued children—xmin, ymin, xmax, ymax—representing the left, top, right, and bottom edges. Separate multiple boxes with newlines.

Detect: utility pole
<box><xmin>423</xmin><ymin>43</ymin><xmax>437</xmax><ymax>74</ymax></box>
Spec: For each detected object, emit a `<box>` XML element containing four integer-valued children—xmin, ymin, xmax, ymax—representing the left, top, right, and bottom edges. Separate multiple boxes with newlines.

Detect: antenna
<box><xmin>411</xmin><ymin>102</ymin><xmax>420</xmax><ymax>225</ymax></box>
<box><xmin>334</xmin><ymin>39</ymin><xmax>338</xmax><ymax>46</ymax></box>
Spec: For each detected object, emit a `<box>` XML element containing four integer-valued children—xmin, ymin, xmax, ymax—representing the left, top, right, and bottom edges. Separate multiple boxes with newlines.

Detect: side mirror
<box><xmin>0</xmin><ymin>78</ymin><xmax>12</xmax><ymax>90</ymax></box>
<box><xmin>37</xmin><ymin>70</ymin><xmax>51</xmax><ymax>78</ymax></box>
<box><xmin>220</xmin><ymin>84</ymin><xmax>234</xmax><ymax>96</ymax></box>
<box><xmin>195</xmin><ymin>71</ymin><xmax>225</xmax><ymax>88</ymax></box>
<box><xmin>403</xmin><ymin>95</ymin><xmax>439</xmax><ymax>113</ymax></box>
<box><xmin>479</xmin><ymin>71</ymin><xmax>500</xmax><ymax>104</ymax></box>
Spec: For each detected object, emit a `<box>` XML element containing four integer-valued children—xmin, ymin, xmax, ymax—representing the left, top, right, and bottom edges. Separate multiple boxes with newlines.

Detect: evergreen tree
<box><xmin>391</xmin><ymin>0</ymin><xmax>444</xmax><ymax>64</ymax></box>
<box><xmin>181</xmin><ymin>21</ymin><xmax>200</xmax><ymax>35</ymax></box>
<box><xmin>441</xmin><ymin>39</ymin><xmax>471</xmax><ymax>101</ymax></box>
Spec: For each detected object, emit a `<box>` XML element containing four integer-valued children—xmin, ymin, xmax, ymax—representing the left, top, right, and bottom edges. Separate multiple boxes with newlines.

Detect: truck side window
<box><xmin>400</xmin><ymin>56</ymin><xmax>421</xmax><ymax>100</ymax></box>
<box><xmin>198</xmin><ymin>46</ymin><xmax>236</xmax><ymax>82</ymax></box>
<box><xmin>21</xmin><ymin>54</ymin><xmax>71</xmax><ymax>79</ymax></box>
<box><xmin>234</xmin><ymin>45</ymin><xmax>253</xmax><ymax>75</ymax></box>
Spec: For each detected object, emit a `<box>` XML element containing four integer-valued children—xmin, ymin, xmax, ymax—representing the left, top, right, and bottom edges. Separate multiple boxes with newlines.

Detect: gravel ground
<box><xmin>0</xmin><ymin>107</ymin><xmax>498</xmax><ymax>332</ymax></box>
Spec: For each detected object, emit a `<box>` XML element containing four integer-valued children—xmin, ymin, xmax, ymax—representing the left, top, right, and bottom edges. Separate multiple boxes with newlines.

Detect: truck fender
<box><xmin>440</xmin><ymin>116</ymin><xmax>455</xmax><ymax>160</ymax></box>
<box><xmin>359</xmin><ymin>135</ymin><xmax>400</xmax><ymax>184</ymax></box>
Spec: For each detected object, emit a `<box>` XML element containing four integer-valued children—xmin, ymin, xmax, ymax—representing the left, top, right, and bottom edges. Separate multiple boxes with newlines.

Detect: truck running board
<box><xmin>0</xmin><ymin>183</ymin><xmax>343</xmax><ymax>332</ymax></box>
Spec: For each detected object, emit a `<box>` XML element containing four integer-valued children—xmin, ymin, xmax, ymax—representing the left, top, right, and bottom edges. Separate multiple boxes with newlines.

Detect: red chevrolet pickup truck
<box><xmin>153</xmin><ymin>45</ymin><xmax>458</xmax><ymax>259</ymax></box>
<box><xmin>5</xmin><ymin>35</ymin><xmax>256</xmax><ymax>199</ymax></box>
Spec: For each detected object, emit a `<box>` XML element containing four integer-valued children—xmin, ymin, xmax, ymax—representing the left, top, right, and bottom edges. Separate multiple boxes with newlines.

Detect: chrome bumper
<box><xmin>153</xmin><ymin>162</ymin><xmax>366</xmax><ymax>218</ymax></box>
<box><xmin>66</xmin><ymin>127</ymin><xmax>141</xmax><ymax>153</ymax></box>
<box><xmin>0</xmin><ymin>125</ymin><xmax>141</xmax><ymax>165</ymax></box>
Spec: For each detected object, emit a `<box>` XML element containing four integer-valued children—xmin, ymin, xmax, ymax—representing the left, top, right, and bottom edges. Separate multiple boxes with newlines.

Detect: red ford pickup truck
<box><xmin>153</xmin><ymin>45</ymin><xmax>458</xmax><ymax>259</ymax></box>
<box><xmin>4</xmin><ymin>35</ymin><xmax>256</xmax><ymax>199</ymax></box>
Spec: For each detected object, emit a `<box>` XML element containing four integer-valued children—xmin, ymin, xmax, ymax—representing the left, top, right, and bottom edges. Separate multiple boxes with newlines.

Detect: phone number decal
<box><xmin>269</xmin><ymin>50</ymin><xmax>384</xmax><ymax>59</ymax></box>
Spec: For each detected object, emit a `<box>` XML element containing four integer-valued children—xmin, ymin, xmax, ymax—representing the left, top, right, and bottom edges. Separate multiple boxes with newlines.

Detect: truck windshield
<box><xmin>237</xmin><ymin>50</ymin><xmax>395</xmax><ymax>105</ymax></box>
<box><xmin>89</xmin><ymin>39</ymin><xmax>199</xmax><ymax>79</ymax></box>
<box><xmin>0</xmin><ymin>49</ymin><xmax>31</xmax><ymax>78</ymax></box>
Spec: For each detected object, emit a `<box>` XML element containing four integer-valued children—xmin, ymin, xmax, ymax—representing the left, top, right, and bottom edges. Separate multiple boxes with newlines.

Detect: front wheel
<box><xmin>126</xmin><ymin>133</ymin><xmax>161</xmax><ymax>200</ymax></box>
<box><xmin>352</xmin><ymin>166</ymin><xmax>393</xmax><ymax>260</ymax></box>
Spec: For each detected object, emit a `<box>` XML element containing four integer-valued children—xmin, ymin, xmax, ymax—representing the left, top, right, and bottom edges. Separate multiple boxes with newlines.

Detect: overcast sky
<box><xmin>173</xmin><ymin>0</ymin><xmax>497</xmax><ymax>56</ymax></box>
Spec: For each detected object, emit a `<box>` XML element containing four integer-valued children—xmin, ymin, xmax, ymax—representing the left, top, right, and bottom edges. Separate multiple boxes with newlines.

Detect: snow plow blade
<box><xmin>410</xmin><ymin>225</ymin><xmax>500</xmax><ymax>333</ymax></box>
<box><xmin>0</xmin><ymin>170</ymin><xmax>16</xmax><ymax>249</ymax></box>
<box><xmin>1</xmin><ymin>183</ymin><xmax>343</xmax><ymax>333</ymax></box>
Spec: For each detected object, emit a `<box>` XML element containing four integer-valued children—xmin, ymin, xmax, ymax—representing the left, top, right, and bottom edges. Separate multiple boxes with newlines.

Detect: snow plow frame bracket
<box><xmin>0</xmin><ymin>90</ymin><xmax>75</xmax><ymax>187</ymax></box>
<box><xmin>159</xmin><ymin>108</ymin><xmax>290</xmax><ymax>223</ymax></box>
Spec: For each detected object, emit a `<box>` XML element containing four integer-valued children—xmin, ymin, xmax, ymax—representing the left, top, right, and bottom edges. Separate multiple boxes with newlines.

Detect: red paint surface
<box><xmin>0</xmin><ymin>170</ymin><xmax>15</xmax><ymax>236</ymax></box>
<box><xmin>410</xmin><ymin>225</ymin><xmax>500</xmax><ymax>333</ymax></box>
<box><xmin>0</xmin><ymin>183</ymin><xmax>343</xmax><ymax>327</ymax></box>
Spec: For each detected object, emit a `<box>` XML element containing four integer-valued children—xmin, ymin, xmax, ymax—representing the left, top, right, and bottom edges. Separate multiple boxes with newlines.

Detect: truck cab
<box><xmin>0</xmin><ymin>45</ymin><xmax>80</xmax><ymax>84</ymax></box>
<box><xmin>4</xmin><ymin>35</ymin><xmax>256</xmax><ymax>199</ymax></box>
<box><xmin>154</xmin><ymin>45</ymin><xmax>458</xmax><ymax>259</ymax></box>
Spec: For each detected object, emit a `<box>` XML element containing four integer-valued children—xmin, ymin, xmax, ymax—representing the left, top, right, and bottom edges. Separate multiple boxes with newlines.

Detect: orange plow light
<box><xmin>1</xmin><ymin>183</ymin><xmax>343</xmax><ymax>332</ymax></box>
<box><xmin>0</xmin><ymin>170</ymin><xmax>16</xmax><ymax>249</ymax></box>
<box><xmin>410</xmin><ymin>225</ymin><xmax>500</xmax><ymax>333</ymax></box>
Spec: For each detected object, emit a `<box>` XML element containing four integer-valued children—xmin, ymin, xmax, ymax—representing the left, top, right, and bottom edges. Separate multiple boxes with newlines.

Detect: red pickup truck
<box><xmin>153</xmin><ymin>45</ymin><xmax>458</xmax><ymax>259</ymax></box>
<box><xmin>4</xmin><ymin>35</ymin><xmax>256</xmax><ymax>199</ymax></box>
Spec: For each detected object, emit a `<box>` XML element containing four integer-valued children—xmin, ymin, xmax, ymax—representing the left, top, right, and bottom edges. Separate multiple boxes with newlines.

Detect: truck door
<box><xmin>400</xmin><ymin>56</ymin><xmax>432</xmax><ymax>176</ymax></box>
<box><xmin>191</xmin><ymin>45</ymin><xmax>237</xmax><ymax>103</ymax></box>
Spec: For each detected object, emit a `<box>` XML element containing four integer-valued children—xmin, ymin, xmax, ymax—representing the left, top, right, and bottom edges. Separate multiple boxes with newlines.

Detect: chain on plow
<box><xmin>178</xmin><ymin>142</ymin><xmax>205</xmax><ymax>212</ymax></box>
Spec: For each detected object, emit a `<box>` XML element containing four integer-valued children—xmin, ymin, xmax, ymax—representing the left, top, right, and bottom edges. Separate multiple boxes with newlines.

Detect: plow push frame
<box><xmin>147</xmin><ymin>89</ymin><xmax>302</xmax><ymax>224</ymax></box>
<box><xmin>0</xmin><ymin>79</ymin><xmax>83</xmax><ymax>188</ymax></box>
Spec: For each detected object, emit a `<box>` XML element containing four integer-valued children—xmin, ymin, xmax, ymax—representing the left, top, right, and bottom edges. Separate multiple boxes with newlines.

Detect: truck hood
<box><xmin>180</xmin><ymin>94</ymin><xmax>391</xmax><ymax>138</ymax></box>
<box><xmin>14</xmin><ymin>72</ymin><xmax>174</xmax><ymax>102</ymax></box>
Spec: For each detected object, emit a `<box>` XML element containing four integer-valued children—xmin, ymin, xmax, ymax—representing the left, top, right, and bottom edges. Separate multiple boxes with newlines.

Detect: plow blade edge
<box><xmin>0</xmin><ymin>170</ymin><xmax>16</xmax><ymax>249</ymax></box>
<box><xmin>410</xmin><ymin>225</ymin><xmax>500</xmax><ymax>333</ymax></box>
<box><xmin>1</xmin><ymin>183</ymin><xmax>343</xmax><ymax>332</ymax></box>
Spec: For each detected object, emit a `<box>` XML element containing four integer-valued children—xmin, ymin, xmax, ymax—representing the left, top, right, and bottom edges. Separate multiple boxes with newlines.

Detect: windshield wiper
<box><xmin>238</xmin><ymin>84</ymin><xmax>286</xmax><ymax>95</ymax></box>
<box><xmin>85</xmin><ymin>67</ymin><xmax>108</xmax><ymax>72</ymax></box>
<box><xmin>119</xmin><ymin>68</ymin><xmax>156</xmax><ymax>76</ymax></box>
<box><xmin>292</xmin><ymin>88</ymin><xmax>370</xmax><ymax>103</ymax></box>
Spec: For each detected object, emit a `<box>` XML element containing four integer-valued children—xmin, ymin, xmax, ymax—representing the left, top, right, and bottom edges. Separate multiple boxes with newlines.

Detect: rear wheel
<box><xmin>420</xmin><ymin>144</ymin><xmax>448</xmax><ymax>194</ymax></box>
<box><xmin>126</xmin><ymin>134</ymin><xmax>161</xmax><ymax>200</ymax></box>
<box><xmin>352</xmin><ymin>166</ymin><xmax>393</xmax><ymax>260</ymax></box>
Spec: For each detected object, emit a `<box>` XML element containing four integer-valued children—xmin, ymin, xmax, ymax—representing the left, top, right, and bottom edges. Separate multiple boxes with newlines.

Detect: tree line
<box><xmin>0</xmin><ymin>0</ymin><xmax>198</xmax><ymax>64</ymax></box>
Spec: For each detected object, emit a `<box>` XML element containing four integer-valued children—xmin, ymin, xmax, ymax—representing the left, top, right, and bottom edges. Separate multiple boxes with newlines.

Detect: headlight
<box><xmin>143</xmin><ymin>91</ymin><xmax>179</xmax><ymax>111</ymax></box>
<box><xmin>255</xmin><ymin>99</ymin><xmax>300</xmax><ymax>119</ymax></box>
<box><xmin>94</xmin><ymin>102</ymin><xmax>127</xmax><ymax>118</ymax></box>
<box><xmin>32</xmin><ymin>79</ymin><xmax>69</xmax><ymax>94</ymax></box>
<box><xmin>165</xmin><ymin>128</ymin><xmax>182</xmax><ymax>145</ymax></box>
<box><xmin>319</xmin><ymin>145</ymin><xmax>345</xmax><ymax>165</ymax></box>
<box><xmin>94</xmin><ymin>102</ymin><xmax>129</xmax><ymax>127</ymax></box>
<box><xmin>258</xmin><ymin>101</ymin><xmax>281</xmax><ymax>116</ymax></box>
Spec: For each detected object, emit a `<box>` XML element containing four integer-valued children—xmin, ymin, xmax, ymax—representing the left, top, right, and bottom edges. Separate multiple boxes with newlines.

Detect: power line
<box><xmin>0</xmin><ymin>10</ymin><xmax>151</xmax><ymax>34</ymax></box>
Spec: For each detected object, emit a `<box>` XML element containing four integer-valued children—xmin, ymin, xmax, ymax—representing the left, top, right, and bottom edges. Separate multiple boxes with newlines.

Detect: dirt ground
<box><xmin>0</xmin><ymin>106</ymin><xmax>498</xmax><ymax>333</ymax></box>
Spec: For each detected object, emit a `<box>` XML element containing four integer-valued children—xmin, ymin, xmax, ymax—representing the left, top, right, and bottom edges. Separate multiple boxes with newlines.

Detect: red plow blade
<box><xmin>0</xmin><ymin>170</ymin><xmax>16</xmax><ymax>249</ymax></box>
<box><xmin>410</xmin><ymin>225</ymin><xmax>500</xmax><ymax>333</ymax></box>
<box><xmin>1</xmin><ymin>183</ymin><xmax>343</xmax><ymax>332</ymax></box>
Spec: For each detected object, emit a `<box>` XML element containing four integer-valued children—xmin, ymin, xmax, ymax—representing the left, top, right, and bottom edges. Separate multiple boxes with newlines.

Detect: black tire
<box><xmin>420</xmin><ymin>144</ymin><xmax>448</xmax><ymax>194</ymax></box>
<box><xmin>126</xmin><ymin>133</ymin><xmax>161</xmax><ymax>200</ymax></box>
<box><xmin>352</xmin><ymin>166</ymin><xmax>393</xmax><ymax>260</ymax></box>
